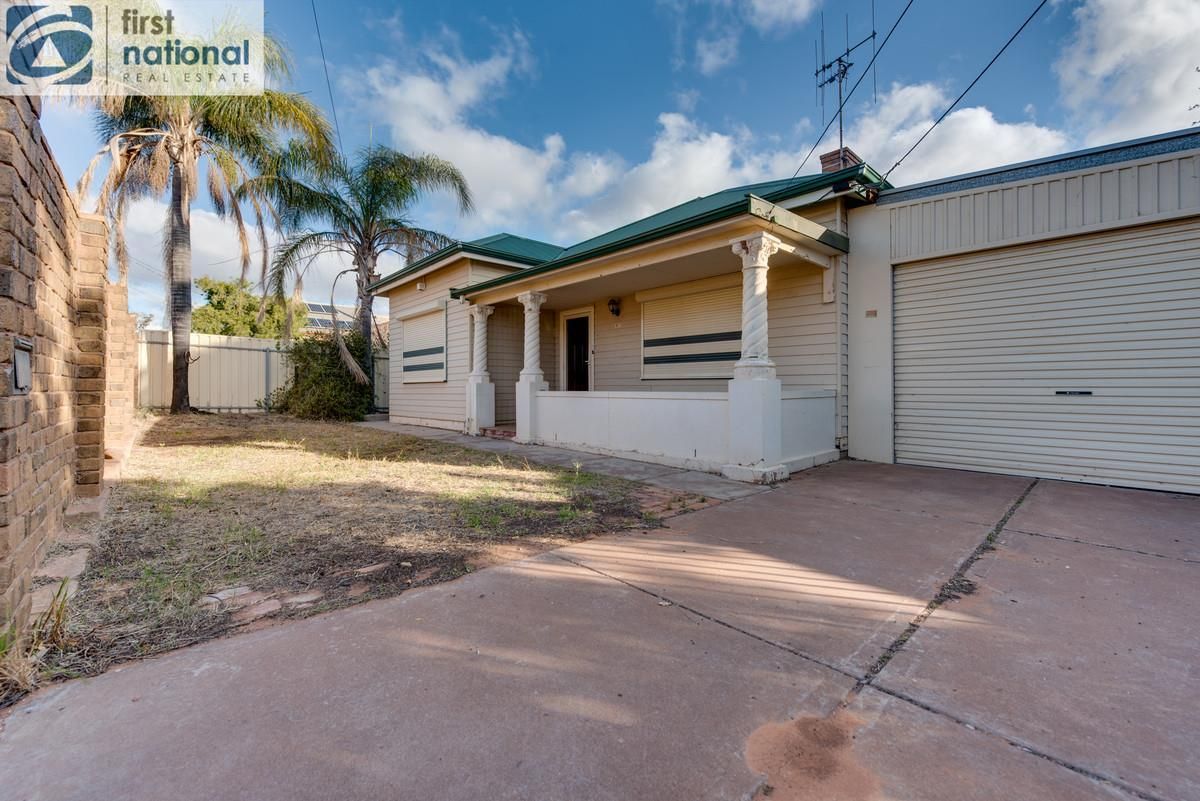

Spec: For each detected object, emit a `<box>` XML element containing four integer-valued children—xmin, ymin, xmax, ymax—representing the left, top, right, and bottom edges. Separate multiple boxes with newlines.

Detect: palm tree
<box><xmin>259</xmin><ymin>145</ymin><xmax>473</xmax><ymax>380</ymax></box>
<box><xmin>79</xmin><ymin>48</ymin><xmax>333</xmax><ymax>412</ymax></box>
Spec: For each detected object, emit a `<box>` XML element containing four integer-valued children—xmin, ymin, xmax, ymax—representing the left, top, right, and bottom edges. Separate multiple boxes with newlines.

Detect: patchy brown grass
<box><xmin>44</xmin><ymin>414</ymin><xmax>645</xmax><ymax>680</ymax></box>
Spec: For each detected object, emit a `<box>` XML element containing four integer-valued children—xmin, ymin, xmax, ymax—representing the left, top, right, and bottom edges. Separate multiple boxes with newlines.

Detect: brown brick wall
<box><xmin>104</xmin><ymin>279</ymin><xmax>137</xmax><ymax>454</ymax></box>
<box><xmin>0</xmin><ymin>97</ymin><xmax>132</xmax><ymax>632</ymax></box>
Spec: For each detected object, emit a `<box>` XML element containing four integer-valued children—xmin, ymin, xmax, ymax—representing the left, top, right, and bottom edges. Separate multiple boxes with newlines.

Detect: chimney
<box><xmin>819</xmin><ymin>147</ymin><xmax>863</xmax><ymax>173</ymax></box>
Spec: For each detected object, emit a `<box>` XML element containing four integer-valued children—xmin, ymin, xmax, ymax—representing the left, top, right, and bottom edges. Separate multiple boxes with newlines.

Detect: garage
<box><xmin>893</xmin><ymin>218</ymin><xmax>1200</xmax><ymax>494</ymax></box>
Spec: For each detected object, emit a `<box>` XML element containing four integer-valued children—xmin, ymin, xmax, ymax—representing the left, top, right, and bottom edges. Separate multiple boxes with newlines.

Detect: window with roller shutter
<box><xmin>401</xmin><ymin>310</ymin><xmax>446</xmax><ymax>383</ymax></box>
<box><xmin>641</xmin><ymin>284</ymin><xmax>742</xmax><ymax>379</ymax></box>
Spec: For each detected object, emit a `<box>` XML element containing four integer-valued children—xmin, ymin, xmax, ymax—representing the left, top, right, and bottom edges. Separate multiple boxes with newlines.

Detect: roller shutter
<box><xmin>893</xmin><ymin>219</ymin><xmax>1200</xmax><ymax>493</ymax></box>
<box><xmin>401</xmin><ymin>310</ymin><xmax>446</xmax><ymax>383</ymax></box>
<box><xmin>641</xmin><ymin>285</ymin><xmax>741</xmax><ymax>379</ymax></box>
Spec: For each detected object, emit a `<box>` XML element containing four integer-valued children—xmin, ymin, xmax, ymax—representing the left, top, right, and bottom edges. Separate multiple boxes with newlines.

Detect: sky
<box><xmin>39</xmin><ymin>0</ymin><xmax>1200</xmax><ymax>325</ymax></box>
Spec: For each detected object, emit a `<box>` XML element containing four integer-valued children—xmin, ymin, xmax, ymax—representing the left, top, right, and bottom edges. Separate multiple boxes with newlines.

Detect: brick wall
<box><xmin>104</xmin><ymin>280</ymin><xmax>137</xmax><ymax>455</ymax></box>
<box><xmin>0</xmin><ymin>97</ymin><xmax>132</xmax><ymax>632</ymax></box>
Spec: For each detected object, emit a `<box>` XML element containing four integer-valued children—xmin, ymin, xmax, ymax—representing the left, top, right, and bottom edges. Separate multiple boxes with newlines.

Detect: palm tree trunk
<box><xmin>356</xmin><ymin>254</ymin><xmax>375</xmax><ymax>346</ymax></box>
<box><xmin>168</xmin><ymin>167</ymin><xmax>192</xmax><ymax>413</ymax></box>
<box><xmin>357</xmin><ymin>253</ymin><xmax>376</xmax><ymax>401</ymax></box>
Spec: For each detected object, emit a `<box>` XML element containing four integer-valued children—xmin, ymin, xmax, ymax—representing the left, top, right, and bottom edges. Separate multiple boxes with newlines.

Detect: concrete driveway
<box><xmin>1</xmin><ymin>461</ymin><xmax>1196</xmax><ymax>801</ymax></box>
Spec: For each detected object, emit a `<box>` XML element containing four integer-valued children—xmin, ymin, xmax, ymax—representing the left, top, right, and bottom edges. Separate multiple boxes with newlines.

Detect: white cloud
<box><xmin>558</xmin><ymin>113</ymin><xmax>795</xmax><ymax>240</ymax></box>
<box><xmin>696</xmin><ymin>31</ymin><xmax>739</xmax><ymax>75</ymax></box>
<box><xmin>744</xmin><ymin>0</ymin><xmax>819</xmax><ymax>33</ymax></box>
<box><xmin>846</xmin><ymin>82</ymin><xmax>1070</xmax><ymax>185</ymax></box>
<box><xmin>358</xmin><ymin>29</ymin><xmax>591</xmax><ymax>235</ymax></box>
<box><xmin>1056</xmin><ymin>0</ymin><xmax>1200</xmax><ymax>145</ymax></box>
<box><xmin>674</xmin><ymin>88</ymin><xmax>701</xmax><ymax>112</ymax></box>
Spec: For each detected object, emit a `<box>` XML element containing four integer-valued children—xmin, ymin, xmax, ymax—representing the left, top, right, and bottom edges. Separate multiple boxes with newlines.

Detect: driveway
<box><xmin>1</xmin><ymin>461</ymin><xmax>1196</xmax><ymax>801</ymax></box>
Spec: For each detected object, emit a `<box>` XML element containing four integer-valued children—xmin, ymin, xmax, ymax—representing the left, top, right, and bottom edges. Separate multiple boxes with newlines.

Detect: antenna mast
<box><xmin>814</xmin><ymin>1</ymin><xmax>877</xmax><ymax>168</ymax></box>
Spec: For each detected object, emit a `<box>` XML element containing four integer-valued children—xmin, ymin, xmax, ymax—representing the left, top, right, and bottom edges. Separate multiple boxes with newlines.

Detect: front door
<box><xmin>565</xmin><ymin>314</ymin><xmax>591</xmax><ymax>391</ymax></box>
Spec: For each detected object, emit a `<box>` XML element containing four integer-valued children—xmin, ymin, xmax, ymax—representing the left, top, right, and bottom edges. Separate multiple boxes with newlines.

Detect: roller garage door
<box><xmin>893</xmin><ymin>219</ymin><xmax>1200</xmax><ymax>493</ymax></box>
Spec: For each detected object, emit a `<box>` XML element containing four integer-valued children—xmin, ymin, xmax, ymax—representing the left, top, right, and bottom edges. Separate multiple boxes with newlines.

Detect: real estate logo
<box><xmin>0</xmin><ymin>0</ymin><xmax>264</xmax><ymax>96</ymax></box>
<box><xmin>5</xmin><ymin>4</ymin><xmax>94</xmax><ymax>88</ymax></box>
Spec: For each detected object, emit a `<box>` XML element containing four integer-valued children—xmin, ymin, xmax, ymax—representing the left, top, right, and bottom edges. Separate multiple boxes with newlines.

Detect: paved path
<box><xmin>2</xmin><ymin>461</ymin><xmax>1197</xmax><ymax>801</ymax></box>
<box><xmin>356</xmin><ymin>421</ymin><xmax>770</xmax><ymax>501</ymax></box>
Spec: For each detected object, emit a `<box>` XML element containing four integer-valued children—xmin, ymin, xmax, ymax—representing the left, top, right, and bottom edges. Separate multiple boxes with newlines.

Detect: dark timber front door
<box><xmin>565</xmin><ymin>315</ymin><xmax>590</xmax><ymax>391</ymax></box>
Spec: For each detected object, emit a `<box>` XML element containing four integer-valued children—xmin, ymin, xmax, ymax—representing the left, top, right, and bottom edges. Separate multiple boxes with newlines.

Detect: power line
<box><xmin>310</xmin><ymin>0</ymin><xmax>344</xmax><ymax>156</ymax></box>
<box><xmin>881</xmin><ymin>0</ymin><xmax>1049</xmax><ymax>182</ymax></box>
<box><xmin>791</xmin><ymin>0</ymin><xmax>917</xmax><ymax>179</ymax></box>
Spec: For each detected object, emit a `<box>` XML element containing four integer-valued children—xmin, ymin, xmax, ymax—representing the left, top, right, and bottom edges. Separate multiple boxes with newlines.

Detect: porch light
<box><xmin>608</xmin><ymin>298</ymin><xmax>621</xmax><ymax>317</ymax></box>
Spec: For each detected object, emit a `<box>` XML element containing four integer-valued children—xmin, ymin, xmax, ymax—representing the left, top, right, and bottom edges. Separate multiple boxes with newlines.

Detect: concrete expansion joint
<box><xmin>551</xmin><ymin>552</ymin><xmax>861</xmax><ymax>681</ymax></box>
<box><xmin>1010</xmin><ymin>528</ymin><xmax>1200</xmax><ymax>565</ymax></box>
<box><xmin>836</xmin><ymin>478</ymin><xmax>1172</xmax><ymax>801</ymax></box>
<box><xmin>857</xmin><ymin>478</ymin><xmax>1040</xmax><ymax>687</ymax></box>
<box><xmin>864</xmin><ymin>684</ymin><xmax>1170</xmax><ymax>801</ymax></box>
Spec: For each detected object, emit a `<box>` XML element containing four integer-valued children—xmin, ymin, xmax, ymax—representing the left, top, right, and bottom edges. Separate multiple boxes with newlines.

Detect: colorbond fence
<box><xmin>138</xmin><ymin>331</ymin><xmax>389</xmax><ymax>412</ymax></box>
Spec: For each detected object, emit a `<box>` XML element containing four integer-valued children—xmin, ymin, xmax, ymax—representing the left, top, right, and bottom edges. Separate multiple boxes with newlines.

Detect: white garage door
<box><xmin>894</xmin><ymin>218</ymin><xmax>1200</xmax><ymax>493</ymax></box>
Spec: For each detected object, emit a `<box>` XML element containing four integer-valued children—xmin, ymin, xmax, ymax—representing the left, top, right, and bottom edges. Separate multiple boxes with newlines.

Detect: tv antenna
<box><xmin>814</xmin><ymin>1</ymin><xmax>878</xmax><ymax>168</ymax></box>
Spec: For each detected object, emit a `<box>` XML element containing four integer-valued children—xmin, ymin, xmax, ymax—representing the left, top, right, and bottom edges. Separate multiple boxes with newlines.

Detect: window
<box><xmin>641</xmin><ymin>284</ymin><xmax>741</xmax><ymax>379</ymax></box>
<box><xmin>401</xmin><ymin>309</ymin><xmax>446</xmax><ymax>383</ymax></box>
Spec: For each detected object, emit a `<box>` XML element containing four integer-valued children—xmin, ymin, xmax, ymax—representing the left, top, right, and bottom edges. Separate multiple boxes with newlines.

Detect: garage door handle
<box><xmin>1056</xmin><ymin>391</ymin><xmax>1093</xmax><ymax>396</ymax></box>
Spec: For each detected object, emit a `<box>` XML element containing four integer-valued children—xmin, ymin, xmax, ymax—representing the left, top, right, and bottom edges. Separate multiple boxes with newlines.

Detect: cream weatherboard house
<box><xmin>371</xmin><ymin>129</ymin><xmax>1200</xmax><ymax>494</ymax></box>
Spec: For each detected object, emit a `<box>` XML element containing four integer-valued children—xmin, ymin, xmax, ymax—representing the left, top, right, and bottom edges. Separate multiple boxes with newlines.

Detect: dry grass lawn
<box><xmin>45</xmin><ymin>414</ymin><xmax>648</xmax><ymax>680</ymax></box>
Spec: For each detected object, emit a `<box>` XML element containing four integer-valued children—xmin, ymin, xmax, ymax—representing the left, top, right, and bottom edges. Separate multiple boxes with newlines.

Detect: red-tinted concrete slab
<box><xmin>560</xmin><ymin>492</ymin><xmax>993</xmax><ymax>674</ymax></box>
<box><xmin>1008</xmin><ymin>480</ymin><xmax>1200</xmax><ymax>561</ymax></box>
<box><xmin>839</xmin><ymin>688</ymin><xmax>1138</xmax><ymax>801</ymax></box>
<box><xmin>785</xmin><ymin>460</ymin><xmax>1033</xmax><ymax>525</ymax></box>
<box><xmin>876</xmin><ymin>531</ymin><xmax>1200</xmax><ymax>801</ymax></box>
<box><xmin>0</xmin><ymin>555</ymin><xmax>852</xmax><ymax>801</ymax></box>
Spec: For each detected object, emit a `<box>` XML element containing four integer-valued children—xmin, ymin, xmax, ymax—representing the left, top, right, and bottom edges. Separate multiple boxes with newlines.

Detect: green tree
<box><xmin>79</xmin><ymin>42</ymin><xmax>334</xmax><ymax>413</ymax></box>
<box><xmin>191</xmin><ymin>277</ymin><xmax>306</xmax><ymax>339</ymax></box>
<box><xmin>253</xmin><ymin>145</ymin><xmax>472</xmax><ymax>380</ymax></box>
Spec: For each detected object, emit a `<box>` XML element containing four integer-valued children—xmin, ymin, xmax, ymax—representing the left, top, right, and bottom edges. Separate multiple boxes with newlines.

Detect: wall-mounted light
<box><xmin>417</xmin><ymin>281</ymin><xmax>427</xmax><ymax>291</ymax></box>
<box><xmin>607</xmin><ymin>298</ymin><xmax>621</xmax><ymax>317</ymax></box>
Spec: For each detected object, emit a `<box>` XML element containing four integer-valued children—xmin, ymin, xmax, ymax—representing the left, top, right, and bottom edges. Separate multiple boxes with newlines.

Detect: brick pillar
<box><xmin>0</xmin><ymin>96</ymin><xmax>84</xmax><ymax>630</ymax></box>
<box><xmin>73</xmin><ymin>214</ymin><xmax>107</xmax><ymax>496</ymax></box>
<box><xmin>104</xmin><ymin>277</ymin><xmax>136</xmax><ymax>456</ymax></box>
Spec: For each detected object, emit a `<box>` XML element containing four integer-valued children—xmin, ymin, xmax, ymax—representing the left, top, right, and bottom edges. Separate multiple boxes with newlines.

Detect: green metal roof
<box><xmin>451</xmin><ymin>163</ymin><xmax>885</xmax><ymax>299</ymax></box>
<box><xmin>554</xmin><ymin>170</ymin><xmax>862</xmax><ymax>262</ymax></box>
<box><xmin>464</xmin><ymin>233</ymin><xmax>565</xmax><ymax>262</ymax></box>
<box><xmin>368</xmin><ymin>233</ymin><xmax>563</xmax><ymax>292</ymax></box>
<box><xmin>371</xmin><ymin>163</ymin><xmax>887</xmax><ymax>296</ymax></box>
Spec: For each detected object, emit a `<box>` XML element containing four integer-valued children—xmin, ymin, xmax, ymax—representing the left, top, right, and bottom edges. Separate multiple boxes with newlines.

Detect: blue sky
<box><xmin>40</xmin><ymin>0</ymin><xmax>1200</xmax><ymax>321</ymax></box>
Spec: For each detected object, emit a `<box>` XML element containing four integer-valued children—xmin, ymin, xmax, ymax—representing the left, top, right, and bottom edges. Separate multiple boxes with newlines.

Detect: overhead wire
<box><xmin>879</xmin><ymin>0</ymin><xmax>1050</xmax><ymax>182</ymax></box>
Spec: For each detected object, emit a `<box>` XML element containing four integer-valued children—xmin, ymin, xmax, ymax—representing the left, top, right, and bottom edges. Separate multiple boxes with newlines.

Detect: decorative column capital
<box><xmin>731</xmin><ymin>233</ymin><xmax>783</xmax><ymax>270</ymax></box>
<box><xmin>518</xmin><ymin>291</ymin><xmax>548</xmax><ymax>313</ymax></box>
<box><xmin>468</xmin><ymin>304</ymin><xmax>494</xmax><ymax>323</ymax></box>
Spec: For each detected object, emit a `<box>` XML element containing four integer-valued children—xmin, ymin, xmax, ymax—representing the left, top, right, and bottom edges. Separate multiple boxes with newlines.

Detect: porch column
<box><xmin>723</xmin><ymin>232</ymin><xmax>787</xmax><ymax>484</ymax></box>
<box><xmin>515</xmin><ymin>291</ymin><xmax>548</xmax><ymax>443</ymax></box>
<box><xmin>465</xmin><ymin>304</ymin><xmax>495</xmax><ymax>435</ymax></box>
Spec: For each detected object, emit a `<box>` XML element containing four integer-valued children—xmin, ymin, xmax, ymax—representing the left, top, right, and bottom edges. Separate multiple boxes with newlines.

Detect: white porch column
<box><xmin>515</xmin><ymin>291</ymin><xmax>548</xmax><ymax>443</ymax></box>
<box><xmin>465</xmin><ymin>304</ymin><xmax>495</xmax><ymax>435</ymax></box>
<box><xmin>723</xmin><ymin>233</ymin><xmax>788</xmax><ymax>483</ymax></box>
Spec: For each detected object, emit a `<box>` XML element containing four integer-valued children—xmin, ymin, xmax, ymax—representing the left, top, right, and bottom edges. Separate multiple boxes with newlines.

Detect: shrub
<box><xmin>265</xmin><ymin>334</ymin><xmax>375</xmax><ymax>421</ymax></box>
